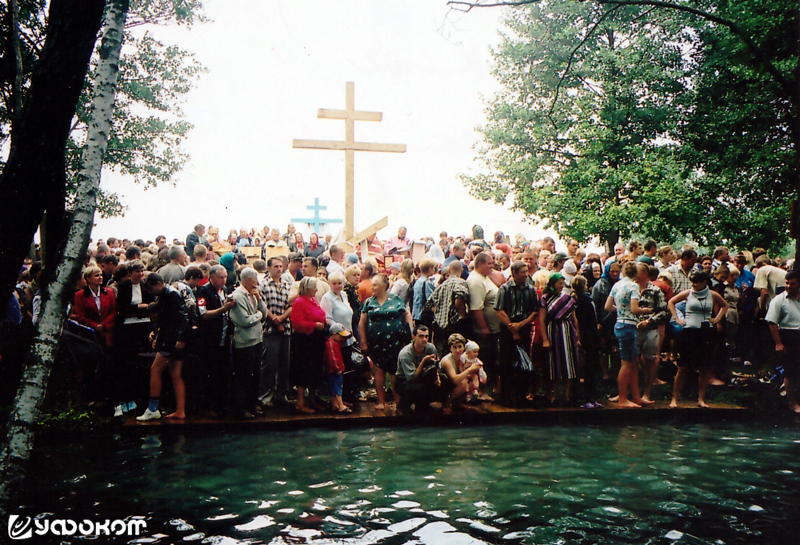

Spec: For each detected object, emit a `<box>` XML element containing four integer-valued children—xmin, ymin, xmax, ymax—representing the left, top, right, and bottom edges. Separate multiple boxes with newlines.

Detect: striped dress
<box><xmin>544</xmin><ymin>292</ymin><xmax>579</xmax><ymax>380</ymax></box>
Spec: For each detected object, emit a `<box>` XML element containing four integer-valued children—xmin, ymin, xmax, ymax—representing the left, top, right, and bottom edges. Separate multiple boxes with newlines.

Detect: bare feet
<box><xmin>296</xmin><ymin>405</ymin><xmax>314</xmax><ymax>414</ymax></box>
<box><xmin>164</xmin><ymin>412</ymin><xmax>185</xmax><ymax>419</ymax></box>
<box><xmin>608</xmin><ymin>395</ymin><xmax>619</xmax><ymax>403</ymax></box>
<box><xmin>654</xmin><ymin>379</ymin><xmax>667</xmax><ymax>386</ymax></box>
<box><xmin>709</xmin><ymin>377</ymin><xmax>725</xmax><ymax>386</ymax></box>
<box><xmin>790</xmin><ymin>403</ymin><xmax>800</xmax><ymax>413</ymax></box>
<box><xmin>374</xmin><ymin>403</ymin><xmax>385</xmax><ymax>411</ymax></box>
<box><xmin>668</xmin><ymin>400</ymin><xmax>678</xmax><ymax>408</ymax></box>
<box><xmin>479</xmin><ymin>394</ymin><xmax>494</xmax><ymax>402</ymax></box>
<box><xmin>697</xmin><ymin>400</ymin><xmax>710</xmax><ymax>408</ymax></box>
<box><xmin>618</xmin><ymin>400</ymin><xmax>641</xmax><ymax>408</ymax></box>
<box><xmin>634</xmin><ymin>398</ymin><xmax>654</xmax><ymax>405</ymax></box>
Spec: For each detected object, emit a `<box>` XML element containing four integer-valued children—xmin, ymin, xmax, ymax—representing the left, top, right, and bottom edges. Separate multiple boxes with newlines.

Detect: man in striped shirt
<box><xmin>495</xmin><ymin>261</ymin><xmax>540</xmax><ymax>406</ymax></box>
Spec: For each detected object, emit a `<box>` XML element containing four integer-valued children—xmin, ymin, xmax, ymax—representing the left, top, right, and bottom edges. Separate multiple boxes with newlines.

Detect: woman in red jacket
<box><xmin>291</xmin><ymin>276</ymin><xmax>328</xmax><ymax>413</ymax></box>
<box><xmin>73</xmin><ymin>266</ymin><xmax>117</xmax><ymax>408</ymax></box>
<box><xmin>73</xmin><ymin>266</ymin><xmax>117</xmax><ymax>348</ymax></box>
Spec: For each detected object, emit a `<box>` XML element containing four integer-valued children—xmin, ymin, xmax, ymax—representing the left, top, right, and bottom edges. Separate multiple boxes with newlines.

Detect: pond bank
<box><xmin>122</xmin><ymin>399</ymin><xmax>751</xmax><ymax>434</ymax></box>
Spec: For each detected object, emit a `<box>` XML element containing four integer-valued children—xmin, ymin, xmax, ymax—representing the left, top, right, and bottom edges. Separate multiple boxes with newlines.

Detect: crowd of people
<box><xmin>3</xmin><ymin>222</ymin><xmax>798</xmax><ymax>419</ymax></box>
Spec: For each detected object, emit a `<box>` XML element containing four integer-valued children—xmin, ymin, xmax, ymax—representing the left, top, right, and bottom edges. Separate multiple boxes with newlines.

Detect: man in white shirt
<box><xmin>264</xmin><ymin>229</ymin><xmax>288</xmax><ymax>248</ymax></box>
<box><xmin>754</xmin><ymin>255</ymin><xmax>787</xmax><ymax>315</ymax></box>
<box><xmin>766</xmin><ymin>268</ymin><xmax>800</xmax><ymax>413</ymax></box>
<box><xmin>468</xmin><ymin>252</ymin><xmax>500</xmax><ymax>395</ymax></box>
<box><xmin>326</xmin><ymin>244</ymin><xmax>346</xmax><ymax>277</ymax></box>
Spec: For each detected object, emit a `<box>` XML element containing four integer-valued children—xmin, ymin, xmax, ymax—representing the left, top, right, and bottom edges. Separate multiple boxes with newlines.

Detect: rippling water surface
<box><xmin>18</xmin><ymin>423</ymin><xmax>800</xmax><ymax>544</ymax></box>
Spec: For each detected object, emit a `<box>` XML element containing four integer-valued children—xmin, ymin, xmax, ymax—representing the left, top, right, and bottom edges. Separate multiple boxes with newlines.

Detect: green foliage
<box><xmin>0</xmin><ymin>0</ymin><xmax>207</xmax><ymax>219</ymax></box>
<box><xmin>464</xmin><ymin>2</ymin><xmax>699</xmax><ymax>248</ymax></box>
<box><xmin>127</xmin><ymin>0</ymin><xmax>209</xmax><ymax>28</ymax></box>
<box><xmin>36</xmin><ymin>402</ymin><xmax>106</xmax><ymax>432</ymax></box>
<box><xmin>464</xmin><ymin>0</ymin><xmax>797</xmax><ymax>254</ymax></box>
<box><xmin>67</xmin><ymin>29</ymin><xmax>206</xmax><ymax>217</ymax></box>
<box><xmin>680</xmin><ymin>0</ymin><xmax>798</xmax><ymax>253</ymax></box>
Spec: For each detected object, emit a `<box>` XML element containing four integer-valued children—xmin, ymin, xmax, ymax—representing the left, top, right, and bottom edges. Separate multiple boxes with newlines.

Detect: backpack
<box><xmin>418</xmin><ymin>278</ymin><xmax>436</xmax><ymax>327</ymax></box>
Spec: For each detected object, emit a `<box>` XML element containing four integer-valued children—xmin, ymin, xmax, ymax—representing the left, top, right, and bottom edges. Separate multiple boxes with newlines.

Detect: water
<box><xmin>17</xmin><ymin>423</ymin><xmax>800</xmax><ymax>544</ymax></box>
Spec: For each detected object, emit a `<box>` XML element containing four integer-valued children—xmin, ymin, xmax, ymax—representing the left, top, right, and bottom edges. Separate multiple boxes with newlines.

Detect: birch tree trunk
<box><xmin>0</xmin><ymin>0</ymin><xmax>131</xmax><ymax>518</ymax></box>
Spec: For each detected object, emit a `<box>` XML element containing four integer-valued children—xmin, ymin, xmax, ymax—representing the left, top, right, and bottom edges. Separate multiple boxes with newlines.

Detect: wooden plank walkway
<box><xmin>122</xmin><ymin>399</ymin><xmax>750</xmax><ymax>433</ymax></box>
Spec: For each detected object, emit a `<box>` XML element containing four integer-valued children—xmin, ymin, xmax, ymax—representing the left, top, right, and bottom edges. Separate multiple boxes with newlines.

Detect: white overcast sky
<box><xmin>92</xmin><ymin>0</ymin><xmax>560</xmax><ymax>246</ymax></box>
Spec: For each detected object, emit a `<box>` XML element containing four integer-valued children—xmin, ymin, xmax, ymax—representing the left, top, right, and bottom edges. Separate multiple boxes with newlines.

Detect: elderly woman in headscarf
<box><xmin>580</xmin><ymin>255</ymin><xmax>603</xmax><ymax>290</ymax></box>
<box><xmin>539</xmin><ymin>272</ymin><xmax>580</xmax><ymax>405</ymax></box>
<box><xmin>218</xmin><ymin>252</ymin><xmax>238</xmax><ymax>291</ymax></box>
<box><xmin>304</xmin><ymin>233</ymin><xmax>326</xmax><ymax>259</ymax></box>
<box><xmin>592</xmin><ymin>260</ymin><xmax>621</xmax><ymax>380</ymax></box>
<box><xmin>426</xmin><ymin>243</ymin><xmax>445</xmax><ymax>266</ymax></box>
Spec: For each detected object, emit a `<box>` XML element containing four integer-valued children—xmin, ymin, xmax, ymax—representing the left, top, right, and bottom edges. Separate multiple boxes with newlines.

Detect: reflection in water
<box><xmin>19</xmin><ymin>424</ymin><xmax>800</xmax><ymax>544</ymax></box>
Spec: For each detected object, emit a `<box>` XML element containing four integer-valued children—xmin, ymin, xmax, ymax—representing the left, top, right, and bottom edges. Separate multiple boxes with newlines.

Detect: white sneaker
<box><xmin>136</xmin><ymin>408</ymin><xmax>161</xmax><ymax>422</ymax></box>
<box><xmin>113</xmin><ymin>404</ymin><xmax>125</xmax><ymax>418</ymax></box>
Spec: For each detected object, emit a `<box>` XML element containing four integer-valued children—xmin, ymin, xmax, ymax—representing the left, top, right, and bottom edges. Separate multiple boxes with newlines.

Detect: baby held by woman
<box><xmin>461</xmin><ymin>340</ymin><xmax>488</xmax><ymax>403</ymax></box>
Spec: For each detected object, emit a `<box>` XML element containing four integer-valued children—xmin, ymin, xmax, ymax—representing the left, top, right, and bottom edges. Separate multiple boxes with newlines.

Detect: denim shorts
<box><xmin>328</xmin><ymin>373</ymin><xmax>343</xmax><ymax>397</ymax></box>
<box><xmin>614</xmin><ymin>323</ymin><xmax>639</xmax><ymax>361</ymax></box>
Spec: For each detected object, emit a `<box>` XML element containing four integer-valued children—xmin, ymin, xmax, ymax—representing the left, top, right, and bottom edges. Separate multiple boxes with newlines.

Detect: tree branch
<box><xmin>448</xmin><ymin>0</ymin><xmax>794</xmax><ymax>101</ymax></box>
<box><xmin>547</xmin><ymin>4</ymin><xmax>622</xmax><ymax>126</ymax></box>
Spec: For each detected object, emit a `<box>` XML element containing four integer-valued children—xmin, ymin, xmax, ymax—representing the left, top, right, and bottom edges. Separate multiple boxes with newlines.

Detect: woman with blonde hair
<box><xmin>291</xmin><ymin>276</ymin><xmax>328</xmax><ymax>413</ymax></box>
<box><xmin>390</xmin><ymin>258</ymin><xmax>414</xmax><ymax>307</ymax></box>
<box><xmin>359</xmin><ymin>273</ymin><xmax>412</xmax><ymax>410</ymax></box>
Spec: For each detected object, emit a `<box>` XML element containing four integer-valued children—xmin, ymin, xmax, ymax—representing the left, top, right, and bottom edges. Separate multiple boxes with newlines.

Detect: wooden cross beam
<box><xmin>347</xmin><ymin>216</ymin><xmax>389</xmax><ymax>247</ymax></box>
<box><xmin>292</xmin><ymin>82</ymin><xmax>406</xmax><ymax>260</ymax></box>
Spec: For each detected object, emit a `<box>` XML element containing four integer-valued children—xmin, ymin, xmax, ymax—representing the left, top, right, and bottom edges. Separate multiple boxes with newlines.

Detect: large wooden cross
<box><xmin>293</xmin><ymin>82</ymin><xmax>406</xmax><ymax>259</ymax></box>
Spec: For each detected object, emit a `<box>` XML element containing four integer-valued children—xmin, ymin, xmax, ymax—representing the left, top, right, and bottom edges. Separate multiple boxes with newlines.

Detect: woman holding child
<box><xmin>437</xmin><ymin>334</ymin><xmax>483</xmax><ymax>409</ymax></box>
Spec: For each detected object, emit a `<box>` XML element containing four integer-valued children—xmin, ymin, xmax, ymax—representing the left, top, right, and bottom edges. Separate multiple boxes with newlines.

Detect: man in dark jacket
<box><xmin>137</xmin><ymin>273</ymin><xmax>190</xmax><ymax>421</ymax></box>
<box><xmin>196</xmin><ymin>265</ymin><xmax>236</xmax><ymax>415</ymax></box>
<box><xmin>186</xmin><ymin>223</ymin><xmax>205</xmax><ymax>261</ymax></box>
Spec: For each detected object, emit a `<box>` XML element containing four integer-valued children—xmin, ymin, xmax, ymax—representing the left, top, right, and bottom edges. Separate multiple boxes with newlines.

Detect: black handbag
<box><xmin>415</xmin><ymin>362</ymin><xmax>441</xmax><ymax>385</ymax></box>
<box><xmin>349</xmin><ymin>345</ymin><xmax>370</xmax><ymax>373</ymax></box>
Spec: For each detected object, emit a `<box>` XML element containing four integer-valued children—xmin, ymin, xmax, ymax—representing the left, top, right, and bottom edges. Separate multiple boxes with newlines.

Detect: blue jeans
<box><xmin>614</xmin><ymin>323</ymin><xmax>639</xmax><ymax>361</ymax></box>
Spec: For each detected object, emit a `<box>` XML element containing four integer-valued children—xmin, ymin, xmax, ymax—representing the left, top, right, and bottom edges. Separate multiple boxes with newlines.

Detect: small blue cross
<box><xmin>291</xmin><ymin>197</ymin><xmax>343</xmax><ymax>234</ymax></box>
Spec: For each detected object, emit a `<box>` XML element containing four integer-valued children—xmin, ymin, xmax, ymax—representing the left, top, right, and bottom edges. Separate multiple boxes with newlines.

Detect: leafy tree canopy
<box><xmin>461</xmin><ymin>0</ymin><xmax>797</xmax><ymax>254</ymax></box>
<box><xmin>1</xmin><ymin>0</ymin><xmax>207</xmax><ymax>217</ymax></box>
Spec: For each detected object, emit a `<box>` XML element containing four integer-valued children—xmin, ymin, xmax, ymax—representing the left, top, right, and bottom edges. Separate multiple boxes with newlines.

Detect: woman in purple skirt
<box><xmin>539</xmin><ymin>273</ymin><xmax>580</xmax><ymax>404</ymax></box>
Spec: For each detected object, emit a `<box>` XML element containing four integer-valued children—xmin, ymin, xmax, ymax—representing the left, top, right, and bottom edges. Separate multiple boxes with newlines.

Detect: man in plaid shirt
<box><xmin>429</xmin><ymin>261</ymin><xmax>471</xmax><ymax>356</ymax></box>
<box><xmin>667</xmin><ymin>249</ymin><xmax>697</xmax><ymax>295</ymax></box>
<box><xmin>258</xmin><ymin>257</ymin><xmax>293</xmax><ymax>407</ymax></box>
